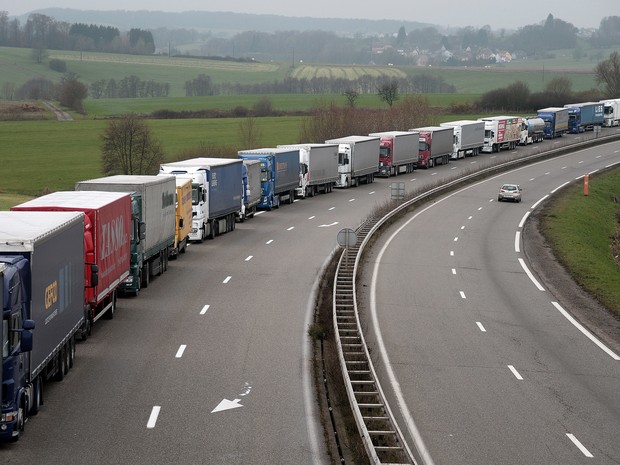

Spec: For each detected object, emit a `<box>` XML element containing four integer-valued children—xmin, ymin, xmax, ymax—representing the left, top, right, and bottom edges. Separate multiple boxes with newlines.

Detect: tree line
<box><xmin>0</xmin><ymin>11</ymin><xmax>155</xmax><ymax>54</ymax></box>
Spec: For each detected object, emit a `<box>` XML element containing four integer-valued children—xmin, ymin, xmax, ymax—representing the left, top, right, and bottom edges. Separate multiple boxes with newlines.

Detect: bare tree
<box><xmin>343</xmin><ymin>89</ymin><xmax>359</xmax><ymax>108</ymax></box>
<box><xmin>595</xmin><ymin>51</ymin><xmax>620</xmax><ymax>98</ymax></box>
<box><xmin>238</xmin><ymin>115</ymin><xmax>262</xmax><ymax>148</ymax></box>
<box><xmin>59</xmin><ymin>73</ymin><xmax>87</xmax><ymax>113</ymax></box>
<box><xmin>101</xmin><ymin>115</ymin><xmax>165</xmax><ymax>175</ymax></box>
<box><xmin>377</xmin><ymin>81</ymin><xmax>399</xmax><ymax>108</ymax></box>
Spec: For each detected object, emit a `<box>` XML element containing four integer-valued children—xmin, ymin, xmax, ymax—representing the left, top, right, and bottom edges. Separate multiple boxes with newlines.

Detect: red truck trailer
<box><xmin>12</xmin><ymin>191</ymin><xmax>132</xmax><ymax>339</ymax></box>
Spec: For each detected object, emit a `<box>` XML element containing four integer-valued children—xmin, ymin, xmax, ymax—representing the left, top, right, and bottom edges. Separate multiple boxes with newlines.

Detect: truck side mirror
<box><xmin>179</xmin><ymin>218</ymin><xmax>184</xmax><ymax>228</ymax></box>
<box><xmin>90</xmin><ymin>264</ymin><xmax>99</xmax><ymax>287</ymax></box>
<box><xmin>23</xmin><ymin>319</ymin><xmax>35</xmax><ymax>331</ymax></box>
<box><xmin>139</xmin><ymin>222</ymin><xmax>146</xmax><ymax>241</ymax></box>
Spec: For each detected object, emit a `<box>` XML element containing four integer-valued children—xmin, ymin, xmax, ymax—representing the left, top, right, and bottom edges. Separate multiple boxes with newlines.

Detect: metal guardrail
<box><xmin>332</xmin><ymin>130</ymin><xmax>620</xmax><ymax>465</ymax></box>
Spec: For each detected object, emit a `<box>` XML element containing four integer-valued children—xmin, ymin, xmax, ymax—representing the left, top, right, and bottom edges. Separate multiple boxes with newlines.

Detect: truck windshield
<box><xmin>191</xmin><ymin>185</ymin><xmax>201</xmax><ymax>205</ymax></box>
<box><xmin>379</xmin><ymin>147</ymin><xmax>389</xmax><ymax>157</ymax></box>
<box><xmin>418</xmin><ymin>141</ymin><xmax>429</xmax><ymax>152</ymax></box>
<box><xmin>260</xmin><ymin>168</ymin><xmax>270</xmax><ymax>182</ymax></box>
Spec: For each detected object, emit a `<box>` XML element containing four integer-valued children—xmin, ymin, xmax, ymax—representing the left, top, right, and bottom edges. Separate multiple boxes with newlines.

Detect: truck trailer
<box><xmin>11</xmin><ymin>191</ymin><xmax>132</xmax><ymax>338</ymax></box>
<box><xmin>537</xmin><ymin>107</ymin><xmax>569</xmax><ymax>138</ymax></box>
<box><xmin>239</xmin><ymin>159</ymin><xmax>261</xmax><ymax>221</ymax></box>
<box><xmin>564</xmin><ymin>102</ymin><xmax>605</xmax><ymax>133</ymax></box>
<box><xmin>409</xmin><ymin>126</ymin><xmax>453</xmax><ymax>167</ymax></box>
<box><xmin>478</xmin><ymin>116</ymin><xmax>522</xmax><ymax>152</ymax></box>
<box><xmin>76</xmin><ymin>175</ymin><xmax>176</xmax><ymax>295</ymax></box>
<box><xmin>601</xmin><ymin>98</ymin><xmax>620</xmax><ymax>127</ymax></box>
<box><xmin>519</xmin><ymin>117</ymin><xmax>545</xmax><ymax>145</ymax></box>
<box><xmin>368</xmin><ymin>131</ymin><xmax>418</xmax><ymax>176</ymax></box>
<box><xmin>159</xmin><ymin>158</ymin><xmax>243</xmax><ymax>241</ymax></box>
<box><xmin>172</xmin><ymin>177</ymin><xmax>192</xmax><ymax>256</ymax></box>
<box><xmin>277</xmin><ymin>143</ymin><xmax>339</xmax><ymax>196</ymax></box>
<box><xmin>324</xmin><ymin>135</ymin><xmax>379</xmax><ymax>187</ymax></box>
<box><xmin>0</xmin><ymin>211</ymin><xmax>85</xmax><ymax>441</ymax></box>
<box><xmin>237</xmin><ymin>148</ymin><xmax>300</xmax><ymax>209</ymax></box>
<box><xmin>438</xmin><ymin>120</ymin><xmax>484</xmax><ymax>159</ymax></box>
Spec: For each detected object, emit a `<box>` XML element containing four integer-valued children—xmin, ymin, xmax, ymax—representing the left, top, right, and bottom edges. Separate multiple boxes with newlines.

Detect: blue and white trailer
<box><xmin>537</xmin><ymin>107</ymin><xmax>569</xmax><ymax>138</ymax></box>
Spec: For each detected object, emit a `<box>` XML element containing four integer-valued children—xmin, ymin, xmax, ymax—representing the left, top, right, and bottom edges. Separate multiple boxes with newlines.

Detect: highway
<box><xmin>1</xmin><ymin>128</ymin><xmax>619</xmax><ymax>464</ymax></box>
<box><xmin>361</xmin><ymin>139</ymin><xmax>620</xmax><ymax>464</ymax></box>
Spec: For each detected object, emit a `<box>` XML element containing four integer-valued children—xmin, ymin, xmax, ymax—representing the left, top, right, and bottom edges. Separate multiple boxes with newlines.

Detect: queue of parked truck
<box><xmin>1</xmin><ymin>95</ymin><xmax>619</xmax><ymax>441</ymax></box>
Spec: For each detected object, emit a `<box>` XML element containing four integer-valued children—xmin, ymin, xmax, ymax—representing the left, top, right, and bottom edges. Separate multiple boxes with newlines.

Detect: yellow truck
<box><xmin>172</xmin><ymin>177</ymin><xmax>192</xmax><ymax>257</ymax></box>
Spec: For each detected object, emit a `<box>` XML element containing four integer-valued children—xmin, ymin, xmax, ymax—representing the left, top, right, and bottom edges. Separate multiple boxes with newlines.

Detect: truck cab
<box><xmin>336</xmin><ymin>144</ymin><xmax>352</xmax><ymax>187</ymax></box>
<box><xmin>1</xmin><ymin>259</ymin><xmax>36</xmax><ymax>441</ymax></box>
<box><xmin>377</xmin><ymin>138</ymin><xmax>394</xmax><ymax>176</ymax></box>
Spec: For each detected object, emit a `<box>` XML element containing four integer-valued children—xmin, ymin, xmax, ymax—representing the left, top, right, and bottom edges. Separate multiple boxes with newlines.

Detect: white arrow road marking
<box><xmin>318</xmin><ymin>222</ymin><xmax>339</xmax><ymax>228</ymax></box>
<box><xmin>211</xmin><ymin>398</ymin><xmax>244</xmax><ymax>413</ymax></box>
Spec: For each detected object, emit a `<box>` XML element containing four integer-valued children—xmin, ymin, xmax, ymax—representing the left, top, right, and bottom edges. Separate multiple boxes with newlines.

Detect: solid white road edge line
<box><xmin>531</xmin><ymin>195</ymin><xmax>549</xmax><ymax>210</ymax></box>
<box><xmin>550</xmin><ymin>181</ymin><xmax>570</xmax><ymax>194</ymax></box>
<box><xmin>551</xmin><ymin>302</ymin><xmax>620</xmax><ymax>360</ymax></box>
<box><xmin>518</xmin><ymin>211</ymin><xmax>530</xmax><ymax>228</ymax></box>
<box><xmin>518</xmin><ymin>258</ymin><xmax>545</xmax><ymax>291</ymax></box>
<box><xmin>515</xmin><ymin>231</ymin><xmax>521</xmax><ymax>253</ymax></box>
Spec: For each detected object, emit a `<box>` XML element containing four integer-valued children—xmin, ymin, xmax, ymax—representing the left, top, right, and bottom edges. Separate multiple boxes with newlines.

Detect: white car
<box><xmin>498</xmin><ymin>184</ymin><xmax>522</xmax><ymax>202</ymax></box>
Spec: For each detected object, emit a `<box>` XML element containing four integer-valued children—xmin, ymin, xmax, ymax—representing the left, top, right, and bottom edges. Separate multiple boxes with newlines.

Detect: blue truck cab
<box><xmin>537</xmin><ymin>107</ymin><xmax>569</xmax><ymax>139</ymax></box>
<box><xmin>238</xmin><ymin>148</ymin><xmax>300</xmax><ymax>210</ymax></box>
<box><xmin>564</xmin><ymin>102</ymin><xmax>605</xmax><ymax>133</ymax></box>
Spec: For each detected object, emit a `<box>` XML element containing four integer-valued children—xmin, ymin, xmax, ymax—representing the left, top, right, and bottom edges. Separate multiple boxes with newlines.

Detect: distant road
<box><xmin>42</xmin><ymin>100</ymin><xmax>73</xmax><ymax>121</ymax></box>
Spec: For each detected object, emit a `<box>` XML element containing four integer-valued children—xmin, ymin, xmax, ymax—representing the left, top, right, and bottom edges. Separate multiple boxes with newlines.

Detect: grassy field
<box><xmin>0</xmin><ymin>116</ymin><xmax>308</xmax><ymax>204</ymax></box>
<box><xmin>540</xmin><ymin>169</ymin><xmax>620</xmax><ymax>316</ymax></box>
<box><xmin>0</xmin><ymin>45</ymin><xmax>609</xmax><ymax>100</ymax></box>
<box><xmin>82</xmin><ymin>93</ymin><xmax>480</xmax><ymax>117</ymax></box>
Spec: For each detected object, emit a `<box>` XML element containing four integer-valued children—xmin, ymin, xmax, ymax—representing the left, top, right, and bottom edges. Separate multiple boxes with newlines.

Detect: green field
<box><xmin>0</xmin><ymin>45</ymin><xmax>608</xmax><ymax>100</ymax></box>
<box><xmin>0</xmin><ymin>116</ymin><xmax>308</xmax><ymax>204</ymax></box>
<box><xmin>540</xmin><ymin>169</ymin><xmax>620</xmax><ymax>316</ymax></box>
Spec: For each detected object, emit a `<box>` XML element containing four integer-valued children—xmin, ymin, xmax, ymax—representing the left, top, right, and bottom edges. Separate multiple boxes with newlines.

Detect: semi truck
<box><xmin>519</xmin><ymin>117</ymin><xmax>545</xmax><ymax>145</ymax></box>
<box><xmin>237</xmin><ymin>148</ymin><xmax>300</xmax><ymax>209</ymax></box>
<box><xmin>367</xmin><ymin>131</ymin><xmax>418</xmax><ymax>176</ymax></box>
<box><xmin>76</xmin><ymin>175</ymin><xmax>176</xmax><ymax>295</ymax></box>
<box><xmin>563</xmin><ymin>102</ymin><xmax>605</xmax><ymax>133</ymax></box>
<box><xmin>409</xmin><ymin>126</ymin><xmax>453</xmax><ymax>168</ymax></box>
<box><xmin>537</xmin><ymin>107</ymin><xmax>569</xmax><ymax>138</ymax></box>
<box><xmin>11</xmin><ymin>191</ymin><xmax>132</xmax><ymax>339</ymax></box>
<box><xmin>601</xmin><ymin>98</ymin><xmax>620</xmax><ymax>127</ymax></box>
<box><xmin>438</xmin><ymin>120</ymin><xmax>484</xmax><ymax>159</ymax></box>
<box><xmin>277</xmin><ymin>143</ymin><xmax>339</xmax><ymax>196</ymax></box>
<box><xmin>172</xmin><ymin>177</ymin><xmax>192</xmax><ymax>257</ymax></box>
<box><xmin>239</xmin><ymin>159</ymin><xmax>261</xmax><ymax>222</ymax></box>
<box><xmin>324</xmin><ymin>135</ymin><xmax>379</xmax><ymax>187</ymax></box>
<box><xmin>0</xmin><ymin>211</ymin><xmax>86</xmax><ymax>441</ymax></box>
<box><xmin>478</xmin><ymin>116</ymin><xmax>522</xmax><ymax>152</ymax></box>
<box><xmin>159</xmin><ymin>158</ymin><xmax>243</xmax><ymax>241</ymax></box>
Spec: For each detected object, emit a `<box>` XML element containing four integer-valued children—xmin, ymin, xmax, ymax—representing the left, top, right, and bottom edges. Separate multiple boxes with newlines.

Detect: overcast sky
<box><xmin>7</xmin><ymin>1</ymin><xmax>620</xmax><ymax>30</ymax></box>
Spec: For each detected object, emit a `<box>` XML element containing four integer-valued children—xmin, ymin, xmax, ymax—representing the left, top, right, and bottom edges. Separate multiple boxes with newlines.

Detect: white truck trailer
<box><xmin>438</xmin><ymin>120</ymin><xmax>484</xmax><ymax>159</ymax></box>
<box><xmin>324</xmin><ymin>135</ymin><xmax>380</xmax><ymax>188</ymax></box>
<box><xmin>277</xmin><ymin>143</ymin><xmax>339</xmax><ymax>197</ymax></box>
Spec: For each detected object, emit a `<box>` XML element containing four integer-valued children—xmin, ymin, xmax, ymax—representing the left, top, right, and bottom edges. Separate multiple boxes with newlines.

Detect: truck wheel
<box><xmin>31</xmin><ymin>377</ymin><xmax>42</xmax><ymax>415</ymax></box>
<box><xmin>142</xmin><ymin>263</ymin><xmax>150</xmax><ymax>288</ymax></box>
<box><xmin>55</xmin><ymin>349</ymin><xmax>65</xmax><ymax>381</ymax></box>
<box><xmin>63</xmin><ymin>342</ymin><xmax>71</xmax><ymax>375</ymax></box>
<box><xmin>69</xmin><ymin>338</ymin><xmax>75</xmax><ymax>368</ymax></box>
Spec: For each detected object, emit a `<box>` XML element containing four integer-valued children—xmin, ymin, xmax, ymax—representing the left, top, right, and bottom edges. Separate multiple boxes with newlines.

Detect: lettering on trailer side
<box><xmin>101</xmin><ymin>215</ymin><xmax>128</xmax><ymax>261</ymax></box>
<box><xmin>44</xmin><ymin>280</ymin><xmax>58</xmax><ymax>309</ymax></box>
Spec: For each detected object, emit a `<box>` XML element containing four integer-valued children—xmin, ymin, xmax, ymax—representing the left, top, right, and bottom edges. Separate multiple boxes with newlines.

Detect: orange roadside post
<box><xmin>584</xmin><ymin>174</ymin><xmax>589</xmax><ymax>196</ymax></box>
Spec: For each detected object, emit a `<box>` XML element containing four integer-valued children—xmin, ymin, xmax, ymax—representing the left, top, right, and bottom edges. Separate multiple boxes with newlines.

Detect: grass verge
<box><xmin>539</xmin><ymin>168</ymin><xmax>620</xmax><ymax>316</ymax></box>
